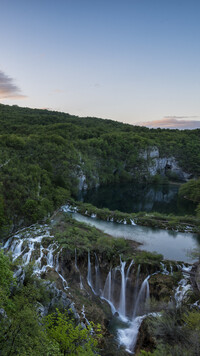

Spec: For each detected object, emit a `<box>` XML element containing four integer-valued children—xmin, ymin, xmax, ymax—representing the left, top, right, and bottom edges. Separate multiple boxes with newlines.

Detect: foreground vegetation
<box><xmin>0</xmin><ymin>250</ymin><xmax>101</xmax><ymax>355</ymax></box>
<box><xmin>139</xmin><ymin>306</ymin><xmax>200</xmax><ymax>356</ymax></box>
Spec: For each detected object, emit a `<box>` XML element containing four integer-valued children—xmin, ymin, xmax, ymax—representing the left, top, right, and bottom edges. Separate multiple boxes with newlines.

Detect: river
<box><xmin>70</xmin><ymin>212</ymin><xmax>200</xmax><ymax>263</ymax></box>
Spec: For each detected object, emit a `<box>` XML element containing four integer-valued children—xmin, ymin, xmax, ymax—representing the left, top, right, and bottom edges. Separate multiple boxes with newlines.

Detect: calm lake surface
<box><xmin>74</xmin><ymin>182</ymin><xmax>199</xmax><ymax>262</ymax></box>
<box><xmin>71</xmin><ymin>212</ymin><xmax>200</xmax><ymax>263</ymax></box>
<box><xmin>78</xmin><ymin>183</ymin><xmax>196</xmax><ymax>216</ymax></box>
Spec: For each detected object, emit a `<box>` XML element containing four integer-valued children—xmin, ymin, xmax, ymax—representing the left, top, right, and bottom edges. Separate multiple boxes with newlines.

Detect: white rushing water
<box><xmin>2</xmin><ymin>224</ymin><xmax>69</xmax><ymax>289</ymax></box>
<box><xmin>2</xmin><ymin>216</ymin><xmax>196</xmax><ymax>355</ymax></box>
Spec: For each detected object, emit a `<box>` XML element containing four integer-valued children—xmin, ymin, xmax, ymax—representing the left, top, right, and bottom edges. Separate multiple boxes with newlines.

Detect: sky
<box><xmin>0</xmin><ymin>0</ymin><xmax>200</xmax><ymax>129</ymax></box>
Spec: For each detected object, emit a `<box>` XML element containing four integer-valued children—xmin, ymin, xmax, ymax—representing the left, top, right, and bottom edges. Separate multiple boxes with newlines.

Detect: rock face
<box><xmin>79</xmin><ymin>146</ymin><xmax>192</xmax><ymax>191</ymax></box>
<box><xmin>139</xmin><ymin>147</ymin><xmax>191</xmax><ymax>181</ymax></box>
<box><xmin>78</xmin><ymin>172</ymin><xmax>88</xmax><ymax>191</ymax></box>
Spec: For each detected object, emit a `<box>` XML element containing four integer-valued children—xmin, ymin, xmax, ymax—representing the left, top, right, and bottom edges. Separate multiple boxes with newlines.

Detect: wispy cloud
<box><xmin>0</xmin><ymin>70</ymin><xmax>26</xmax><ymax>99</ymax></box>
<box><xmin>52</xmin><ymin>89</ymin><xmax>64</xmax><ymax>94</ymax></box>
<box><xmin>164</xmin><ymin>115</ymin><xmax>199</xmax><ymax>120</ymax></box>
<box><xmin>139</xmin><ymin>116</ymin><xmax>200</xmax><ymax>129</ymax></box>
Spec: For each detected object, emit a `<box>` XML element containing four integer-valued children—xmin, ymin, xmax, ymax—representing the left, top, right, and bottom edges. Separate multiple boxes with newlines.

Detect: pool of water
<box><xmin>71</xmin><ymin>212</ymin><xmax>200</xmax><ymax>263</ymax></box>
<box><xmin>78</xmin><ymin>183</ymin><xmax>196</xmax><ymax>216</ymax></box>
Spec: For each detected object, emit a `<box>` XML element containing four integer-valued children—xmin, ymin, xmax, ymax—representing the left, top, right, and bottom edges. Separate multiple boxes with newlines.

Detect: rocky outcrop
<box><xmin>139</xmin><ymin>147</ymin><xmax>192</xmax><ymax>181</ymax></box>
<box><xmin>78</xmin><ymin>172</ymin><xmax>88</xmax><ymax>190</ymax></box>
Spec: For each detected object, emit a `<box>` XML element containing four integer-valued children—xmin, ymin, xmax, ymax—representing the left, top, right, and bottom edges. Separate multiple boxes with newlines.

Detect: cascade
<box><xmin>101</xmin><ymin>269</ymin><xmax>117</xmax><ymax>315</ymax></box>
<box><xmin>118</xmin><ymin>274</ymin><xmax>151</xmax><ymax>354</ymax></box>
<box><xmin>94</xmin><ymin>252</ymin><xmax>101</xmax><ymax>294</ymax></box>
<box><xmin>11</xmin><ymin>239</ymin><xmax>23</xmax><ymax>260</ymax></box>
<box><xmin>170</xmin><ymin>264</ymin><xmax>173</xmax><ymax>275</ymax></box>
<box><xmin>174</xmin><ymin>265</ymin><xmax>192</xmax><ymax>307</ymax></box>
<box><xmin>87</xmin><ymin>251</ymin><xmax>92</xmax><ymax>288</ymax></box>
<box><xmin>35</xmin><ymin>246</ymin><xmax>44</xmax><ymax>272</ymax></box>
<box><xmin>75</xmin><ymin>248</ymin><xmax>78</xmax><ymax>270</ymax></box>
<box><xmin>102</xmin><ymin>270</ymin><xmax>112</xmax><ymax>301</ymax></box>
<box><xmin>160</xmin><ymin>262</ymin><xmax>169</xmax><ymax>275</ymax></box>
<box><xmin>87</xmin><ymin>251</ymin><xmax>96</xmax><ymax>294</ymax></box>
<box><xmin>118</xmin><ymin>315</ymin><xmax>146</xmax><ymax>354</ymax></box>
<box><xmin>23</xmin><ymin>242</ymin><xmax>34</xmax><ymax>265</ymax></box>
<box><xmin>46</xmin><ymin>245</ymin><xmax>54</xmax><ymax>267</ymax></box>
<box><xmin>74</xmin><ymin>249</ymin><xmax>84</xmax><ymax>290</ymax></box>
<box><xmin>55</xmin><ymin>248</ymin><xmax>68</xmax><ymax>290</ymax></box>
<box><xmin>119</xmin><ymin>259</ymin><xmax>127</xmax><ymax>318</ymax></box>
<box><xmin>132</xmin><ymin>275</ymin><xmax>150</xmax><ymax>319</ymax></box>
<box><xmin>126</xmin><ymin>260</ymin><xmax>134</xmax><ymax>282</ymax></box>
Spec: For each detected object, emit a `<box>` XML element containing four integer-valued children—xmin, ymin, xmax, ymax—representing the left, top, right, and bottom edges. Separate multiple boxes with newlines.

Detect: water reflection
<box><xmin>78</xmin><ymin>183</ymin><xmax>196</xmax><ymax>216</ymax></box>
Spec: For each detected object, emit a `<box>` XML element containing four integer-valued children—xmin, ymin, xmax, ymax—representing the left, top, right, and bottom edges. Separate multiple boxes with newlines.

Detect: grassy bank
<box><xmin>65</xmin><ymin>199</ymin><xmax>200</xmax><ymax>233</ymax></box>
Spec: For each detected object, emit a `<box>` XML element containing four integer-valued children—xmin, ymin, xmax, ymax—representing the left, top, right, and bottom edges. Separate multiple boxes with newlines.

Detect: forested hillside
<box><xmin>0</xmin><ymin>104</ymin><xmax>200</xmax><ymax>231</ymax></box>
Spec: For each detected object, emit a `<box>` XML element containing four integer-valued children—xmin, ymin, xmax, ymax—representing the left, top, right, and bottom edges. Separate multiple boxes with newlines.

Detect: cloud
<box><xmin>139</xmin><ymin>117</ymin><xmax>200</xmax><ymax>129</ymax></box>
<box><xmin>164</xmin><ymin>115</ymin><xmax>199</xmax><ymax>119</ymax></box>
<box><xmin>0</xmin><ymin>70</ymin><xmax>26</xmax><ymax>99</ymax></box>
<box><xmin>52</xmin><ymin>89</ymin><xmax>64</xmax><ymax>93</ymax></box>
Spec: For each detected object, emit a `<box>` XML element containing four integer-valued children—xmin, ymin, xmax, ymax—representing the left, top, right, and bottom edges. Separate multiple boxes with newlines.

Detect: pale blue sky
<box><xmin>1</xmin><ymin>0</ymin><xmax>200</xmax><ymax>127</ymax></box>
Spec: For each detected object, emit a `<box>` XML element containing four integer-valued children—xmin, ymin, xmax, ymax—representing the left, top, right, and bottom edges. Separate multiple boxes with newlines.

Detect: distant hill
<box><xmin>0</xmin><ymin>104</ymin><xmax>199</xmax><ymax>230</ymax></box>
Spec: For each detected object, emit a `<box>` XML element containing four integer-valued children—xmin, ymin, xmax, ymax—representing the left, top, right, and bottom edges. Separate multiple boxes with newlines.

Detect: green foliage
<box><xmin>134</xmin><ymin>251</ymin><xmax>163</xmax><ymax>265</ymax></box>
<box><xmin>179</xmin><ymin>179</ymin><xmax>200</xmax><ymax>203</ymax></box>
<box><xmin>0</xmin><ymin>104</ymin><xmax>199</xmax><ymax>230</ymax></box>
<box><xmin>139</xmin><ymin>307</ymin><xmax>200</xmax><ymax>356</ymax></box>
<box><xmin>0</xmin><ymin>250</ymin><xmax>14</xmax><ymax>308</ymax></box>
<box><xmin>0</xmin><ymin>255</ymin><xmax>100</xmax><ymax>356</ymax></box>
<box><xmin>196</xmin><ymin>203</ymin><xmax>200</xmax><ymax>218</ymax></box>
<box><xmin>45</xmin><ymin>309</ymin><xmax>101</xmax><ymax>355</ymax></box>
<box><xmin>53</xmin><ymin>215</ymin><xmax>131</xmax><ymax>259</ymax></box>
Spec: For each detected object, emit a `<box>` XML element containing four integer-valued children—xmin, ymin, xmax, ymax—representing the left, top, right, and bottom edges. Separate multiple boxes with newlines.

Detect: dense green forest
<box><xmin>0</xmin><ymin>103</ymin><xmax>200</xmax><ymax>232</ymax></box>
<box><xmin>0</xmin><ymin>104</ymin><xmax>200</xmax><ymax>355</ymax></box>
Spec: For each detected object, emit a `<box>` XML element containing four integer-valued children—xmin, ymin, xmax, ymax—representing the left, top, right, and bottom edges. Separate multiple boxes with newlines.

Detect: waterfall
<box><xmin>11</xmin><ymin>239</ymin><xmax>23</xmax><ymax>260</ymax></box>
<box><xmin>126</xmin><ymin>260</ymin><xmax>134</xmax><ymax>282</ymax></box>
<box><xmin>87</xmin><ymin>251</ymin><xmax>92</xmax><ymax>288</ymax></box>
<box><xmin>101</xmin><ymin>270</ymin><xmax>117</xmax><ymax>315</ymax></box>
<box><xmin>94</xmin><ymin>253</ymin><xmax>101</xmax><ymax>294</ymax></box>
<box><xmin>87</xmin><ymin>251</ymin><xmax>96</xmax><ymax>294</ymax></box>
<box><xmin>160</xmin><ymin>262</ymin><xmax>169</xmax><ymax>275</ymax></box>
<box><xmin>2</xmin><ymin>225</ymin><xmax>70</xmax><ymax>290</ymax></box>
<box><xmin>55</xmin><ymin>248</ymin><xmax>68</xmax><ymax>290</ymax></box>
<box><xmin>75</xmin><ymin>248</ymin><xmax>78</xmax><ymax>270</ymax></box>
<box><xmin>75</xmin><ymin>248</ymin><xmax>84</xmax><ymax>290</ymax></box>
<box><xmin>170</xmin><ymin>264</ymin><xmax>173</xmax><ymax>275</ymax></box>
<box><xmin>132</xmin><ymin>275</ymin><xmax>150</xmax><ymax>319</ymax></box>
<box><xmin>119</xmin><ymin>259</ymin><xmax>127</xmax><ymax>318</ymax></box>
<box><xmin>118</xmin><ymin>274</ymin><xmax>151</xmax><ymax>354</ymax></box>
<box><xmin>23</xmin><ymin>242</ymin><xmax>34</xmax><ymax>265</ymax></box>
<box><xmin>118</xmin><ymin>315</ymin><xmax>146</xmax><ymax>353</ymax></box>
<box><xmin>102</xmin><ymin>270</ymin><xmax>112</xmax><ymax>301</ymax></box>
<box><xmin>46</xmin><ymin>245</ymin><xmax>54</xmax><ymax>267</ymax></box>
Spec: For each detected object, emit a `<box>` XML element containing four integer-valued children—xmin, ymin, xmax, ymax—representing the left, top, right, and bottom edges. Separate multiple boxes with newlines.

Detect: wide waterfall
<box><xmin>2</xmin><ymin>224</ymin><xmax>193</xmax><ymax>355</ymax></box>
<box><xmin>85</xmin><ymin>254</ymin><xmax>153</xmax><ymax>353</ymax></box>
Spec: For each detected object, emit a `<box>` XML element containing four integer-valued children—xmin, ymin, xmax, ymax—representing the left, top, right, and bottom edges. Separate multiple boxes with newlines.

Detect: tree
<box><xmin>45</xmin><ymin>309</ymin><xmax>101</xmax><ymax>355</ymax></box>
